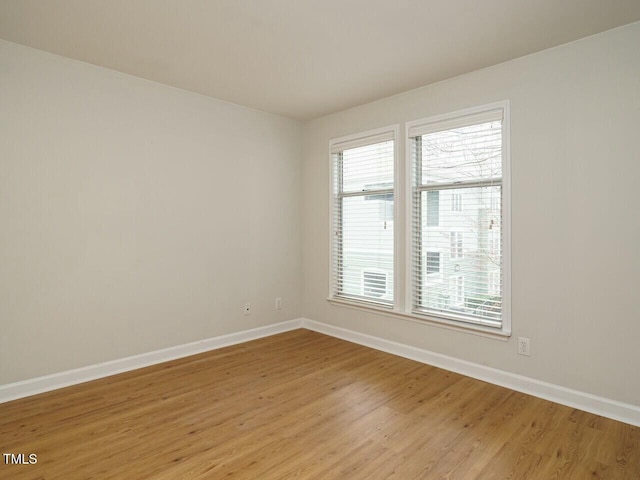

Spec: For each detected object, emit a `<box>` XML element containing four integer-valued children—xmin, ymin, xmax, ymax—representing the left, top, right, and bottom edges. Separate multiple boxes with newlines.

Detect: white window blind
<box><xmin>410</xmin><ymin>108</ymin><xmax>505</xmax><ymax>327</ymax></box>
<box><xmin>331</xmin><ymin>133</ymin><xmax>395</xmax><ymax>307</ymax></box>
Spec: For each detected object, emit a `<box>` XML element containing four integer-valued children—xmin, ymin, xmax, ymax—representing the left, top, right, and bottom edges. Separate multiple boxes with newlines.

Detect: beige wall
<box><xmin>302</xmin><ymin>22</ymin><xmax>640</xmax><ymax>406</ymax></box>
<box><xmin>0</xmin><ymin>40</ymin><xmax>302</xmax><ymax>384</ymax></box>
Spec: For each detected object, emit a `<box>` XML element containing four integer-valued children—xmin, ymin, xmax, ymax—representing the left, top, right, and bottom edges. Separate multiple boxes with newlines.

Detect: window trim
<box><xmin>327</xmin><ymin>101</ymin><xmax>511</xmax><ymax>339</ymax></box>
<box><xmin>327</xmin><ymin>295</ymin><xmax>509</xmax><ymax>340</ymax></box>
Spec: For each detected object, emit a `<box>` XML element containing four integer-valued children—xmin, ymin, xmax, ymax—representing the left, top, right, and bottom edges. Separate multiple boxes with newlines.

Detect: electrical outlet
<box><xmin>275</xmin><ymin>297</ymin><xmax>282</xmax><ymax>310</ymax></box>
<box><xmin>243</xmin><ymin>303</ymin><xmax>251</xmax><ymax>315</ymax></box>
<box><xmin>517</xmin><ymin>337</ymin><xmax>530</xmax><ymax>356</ymax></box>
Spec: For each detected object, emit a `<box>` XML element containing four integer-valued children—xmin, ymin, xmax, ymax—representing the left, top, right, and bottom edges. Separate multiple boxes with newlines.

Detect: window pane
<box><xmin>338</xmin><ymin>194</ymin><xmax>394</xmax><ymax>302</ymax></box>
<box><xmin>341</xmin><ymin>141</ymin><xmax>394</xmax><ymax>192</ymax></box>
<box><xmin>417</xmin><ymin>186</ymin><xmax>501</xmax><ymax>323</ymax></box>
<box><xmin>333</xmin><ymin>132</ymin><xmax>395</xmax><ymax>307</ymax></box>
<box><xmin>426</xmin><ymin>252</ymin><xmax>440</xmax><ymax>275</ymax></box>
<box><xmin>426</xmin><ymin>190</ymin><xmax>440</xmax><ymax>226</ymax></box>
<box><xmin>421</xmin><ymin>121</ymin><xmax>501</xmax><ymax>184</ymax></box>
<box><xmin>363</xmin><ymin>271</ymin><xmax>387</xmax><ymax>298</ymax></box>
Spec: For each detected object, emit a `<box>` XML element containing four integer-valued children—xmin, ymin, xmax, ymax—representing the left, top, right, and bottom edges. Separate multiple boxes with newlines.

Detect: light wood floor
<box><xmin>1</xmin><ymin>329</ymin><xmax>638</xmax><ymax>479</ymax></box>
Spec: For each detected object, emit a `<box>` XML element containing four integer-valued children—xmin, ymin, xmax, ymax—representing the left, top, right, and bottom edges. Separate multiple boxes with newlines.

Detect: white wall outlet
<box><xmin>275</xmin><ymin>297</ymin><xmax>282</xmax><ymax>310</ymax></box>
<box><xmin>517</xmin><ymin>337</ymin><xmax>530</xmax><ymax>356</ymax></box>
<box><xmin>243</xmin><ymin>303</ymin><xmax>251</xmax><ymax>315</ymax></box>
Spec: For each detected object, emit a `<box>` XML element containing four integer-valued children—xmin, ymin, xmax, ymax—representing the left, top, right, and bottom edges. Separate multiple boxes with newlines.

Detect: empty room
<box><xmin>1</xmin><ymin>1</ymin><xmax>639</xmax><ymax>478</ymax></box>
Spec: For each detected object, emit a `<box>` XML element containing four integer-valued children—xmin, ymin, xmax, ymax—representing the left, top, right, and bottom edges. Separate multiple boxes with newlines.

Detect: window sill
<box><xmin>326</xmin><ymin>297</ymin><xmax>510</xmax><ymax>341</ymax></box>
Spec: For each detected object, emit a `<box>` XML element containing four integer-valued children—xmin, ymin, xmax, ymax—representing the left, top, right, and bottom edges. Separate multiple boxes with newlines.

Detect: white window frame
<box><xmin>326</xmin><ymin>101</ymin><xmax>511</xmax><ymax>339</ymax></box>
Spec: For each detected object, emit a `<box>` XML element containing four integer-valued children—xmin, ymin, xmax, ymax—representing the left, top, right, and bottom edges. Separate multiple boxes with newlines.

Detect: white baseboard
<box><xmin>301</xmin><ymin>318</ymin><xmax>640</xmax><ymax>427</ymax></box>
<box><xmin>0</xmin><ymin>319</ymin><xmax>303</xmax><ymax>404</ymax></box>
<box><xmin>3</xmin><ymin>316</ymin><xmax>638</xmax><ymax>427</ymax></box>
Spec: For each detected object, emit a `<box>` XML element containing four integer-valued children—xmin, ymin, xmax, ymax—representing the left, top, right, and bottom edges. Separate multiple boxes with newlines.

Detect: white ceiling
<box><xmin>2</xmin><ymin>1</ymin><xmax>640</xmax><ymax>120</ymax></box>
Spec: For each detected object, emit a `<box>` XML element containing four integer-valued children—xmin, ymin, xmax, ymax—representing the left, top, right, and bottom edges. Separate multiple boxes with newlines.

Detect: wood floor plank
<box><xmin>0</xmin><ymin>329</ymin><xmax>638</xmax><ymax>479</ymax></box>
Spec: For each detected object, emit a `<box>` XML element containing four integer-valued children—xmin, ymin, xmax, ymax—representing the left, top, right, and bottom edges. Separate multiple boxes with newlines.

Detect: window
<box><xmin>409</xmin><ymin>103</ymin><xmax>509</xmax><ymax>330</ymax></box>
<box><xmin>330</xmin><ymin>127</ymin><xmax>396</xmax><ymax>307</ymax></box>
<box><xmin>426</xmin><ymin>251</ymin><xmax>441</xmax><ymax>275</ymax></box>
<box><xmin>488</xmin><ymin>271</ymin><xmax>501</xmax><ymax>297</ymax></box>
<box><xmin>329</xmin><ymin>102</ymin><xmax>510</xmax><ymax>336</ymax></box>
<box><xmin>452</xmin><ymin>192</ymin><xmax>463</xmax><ymax>212</ymax></box>
<box><xmin>450</xmin><ymin>231</ymin><xmax>463</xmax><ymax>259</ymax></box>
<box><xmin>490</xmin><ymin>193</ymin><xmax>500</xmax><ymax>213</ymax></box>
<box><xmin>449</xmin><ymin>275</ymin><xmax>465</xmax><ymax>308</ymax></box>
<box><xmin>363</xmin><ymin>270</ymin><xmax>387</xmax><ymax>298</ymax></box>
<box><xmin>488</xmin><ymin>228</ymin><xmax>500</xmax><ymax>257</ymax></box>
<box><xmin>426</xmin><ymin>191</ymin><xmax>440</xmax><ymax>226</ymax></box>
